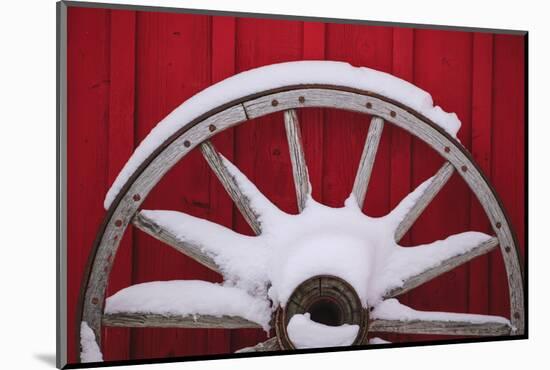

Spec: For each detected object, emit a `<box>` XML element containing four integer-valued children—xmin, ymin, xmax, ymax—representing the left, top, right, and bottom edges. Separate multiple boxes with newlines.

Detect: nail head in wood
<box><xmin>91</xmin><ymin>297</ymin><xmax>99</xmax><ymax>305</ymax></box>
<box><xmin>444</xmin><ymin>147</ymin><xmax>451</xmax><ymax>153</ymax></box>
<box><xmin>271</xmin><ymin>99</ymin><xmax>279</xmax><ymax>107</ymax></box>
<box><xmin>390</xmin><ymin>110</ymin><xmax>396</xmax><ymax>117</ymax></box>
<box><xmin>184</xmin><ymin>140</ymin><xmax>191</xmax><ymax>148</ymax></box>
<box><xmin>496</xmin><ymin>222</ymin><xmax>502</xmax><ymax>229</ymax></box>
<box><xmin>514</xmin><ymin>312</ymin><xmax>520</xmax><ymax>319</ymax></box>
<box><xmin>209</xmin><ymin>124</ymin><xmax>217</xmax><ymax>132</ymax></box>
<box><xmin>366</xmin><ymin>102</ymin><xmax>372</xmax><ymax>109</ymax></box>
<box><xmin>114</xmin><ymin>219</ymin><xmax>122</xmax><ymax>227</ymax></box>
<box><xmin>132</xmin><ymin>194</ymin><xmax>141</xmax><ymax>202</ymax></box>
<box><xmin>461</xmin><ymin>165</ymin><xmax>468</xmax><ymax>172</ymax></box>
<box><xmin>298</xmin><ymin>96</ymin><xmax>305</xmax><ymax>103</ymax></box>
<box><xmin>505</xmin><ymin>246</ymin><xmax>511</xmax><ymax>253</ymax></box>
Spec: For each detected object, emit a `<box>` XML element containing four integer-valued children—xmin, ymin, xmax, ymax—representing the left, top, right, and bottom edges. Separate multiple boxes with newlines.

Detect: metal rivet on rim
<box><xmin>366</xmin><ymin>102</ymin><xmax>372</xmax><ymax>109</ymax></box>
<box><xmin>444</xmin><ymin>147</ymin><xmax>451</xmax><ymax>153</ymax></box>
<box><xmin>132</xmin><ymin>194</ymin><xmax>141</xmax><ymax>202</ymax></box>
<box><xmin>390</xmin><ymin>111</ymin><xmax>396</xmax><ymax>117</ymax></box>
<box><xmin>505</xmin><ymin>246</ymin><xmax>511</xmax><ymax>253</ymax></box>
<box><xmin>271</xmin><ymin>99</ymin><xmax>279</xmax><ymax>107</ymax></box>
<box><xmin>461</xmin><ymin>165</ymin><xmax>468</xmax><ymax>172</ymax></box>
<box><xmin>91</xmin><ymin>297</ymin><xmax>99</xmax><ymax>305</ymax></box>
<box><xmin>209</xmin><ymin>124</ymin><xmax>216</xmax><ymax>132</ymax></box>
<box><xmin>114</xmin><ymin>219</ymin><xmax>122</xmax><ymax>227</ymax></box>
<box><xmin>496</xmin><ymin>222</ymin><xmax>502</xmax><ymax>229</ymax></box>
<box><xmin>184</xmin><ymin>140</ymin><xmax>191</xmax><ymax>148</ymax></box>
<box><xmin>298</xmin><ymin>96</ymin><xmax>305</xmax><ymax>103</ymax></box>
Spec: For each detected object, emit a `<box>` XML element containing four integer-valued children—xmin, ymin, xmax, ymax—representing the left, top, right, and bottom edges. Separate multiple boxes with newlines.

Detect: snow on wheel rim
<box><xmin>77</xmin><ymin>61</ymin><xmax>524</xmax><ymax>362</ymax></box>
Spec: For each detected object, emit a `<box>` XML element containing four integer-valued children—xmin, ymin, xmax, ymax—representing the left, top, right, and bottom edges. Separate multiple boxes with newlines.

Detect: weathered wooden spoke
<box><xmin>394</xmin><ymin>162</ymin><xmax>454</xmax><ymax>242</ymax></box>
<box><xmin>284</xmin><ymin>109</ymin><xmax>311</xmax><ymax>212</ymax></box>
<box><xmin>369</xmin><ymin>299</ymin><xmax>512</xmax><ymax>336</ymax></box>
<box><xmin>235</xmin><ymin>337</ymin><xmax>281</xmax><ymax>353</ymax></box>
<box><xmin>383</xmin><ymin>235</ymin><xmax>499</xmax><ymax>299</ymax></box>
<box><xmin>369</xmin><ymin>318</ymin><xmax>511</xmax><ymax>336</ymax></box>
<box><xmin>201</xmin><ymin>140</ymin><xmax>262</xmax><ymax>235</ymax></box>
<box><xmin>352</xmin><ymin>116</ymin><xmax>384</xmax><ymax>208</ymax></box>
<box><xmin>102</xmin><ymin>312</ymin><xmax>262</xmax><ymax>329</ymax></box>
<box><xmin>132</xmin><ymin>211</ymin><xmax>221</xmax><ymax>274</ymax></box>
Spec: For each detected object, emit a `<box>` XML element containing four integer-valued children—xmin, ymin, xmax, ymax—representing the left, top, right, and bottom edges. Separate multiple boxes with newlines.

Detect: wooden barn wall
<box><xmin>66</xmin><ymin>7</ymin><xmax>526</xmax><ymax>363</ymax></box>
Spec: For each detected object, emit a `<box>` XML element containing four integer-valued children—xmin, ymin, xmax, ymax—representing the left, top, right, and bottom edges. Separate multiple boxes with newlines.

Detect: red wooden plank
<box><xmin>388</xmin><ymin>26</ymin><xmax>414</xmax><ymax>344</ymax></box>
<box><xmin>409</xmin><ymin>29</ymin><xmax>473</xmax><ymax>342</ymax></box>
<box><xmin>202</xmin><ymin>14</ymin><xmax>238</xmax><ymax>355</ymax></box>
<box><xmin>130</xmin><ymin>11</ymin><xmax>215</xmax><ymax>360</ymax></box>
<box><xmin>324</xmin><ymin>24</ymin><xmax>393</xmax><ymax>216</ymax></box>
<box><xmin>468</xmin><ymin>33</ymin><xmax>493</xmax><ymax>316</ymax></box>
<box><xmin>231</xmin><ymin>16</ymin><xmax>303</xmax><ymax>352</ymax></box>
<box><xmin>102</xmin><ymin>9</ymin><xmax>136</xmax><ymax>362</ymax></box>
<box><xmin>67</xmin><ymin>6</ymin><xmax>111</xmax><ymax>363</ymax></box>
<box><xmin>301</xmin><ymin>21</ymin><xmax>325</xmax><ymax>201</ymax></box>
<box><xmin>490</xmin><ymin>34</ymin><xmax>525</xmax><ymax>319</ymax></box>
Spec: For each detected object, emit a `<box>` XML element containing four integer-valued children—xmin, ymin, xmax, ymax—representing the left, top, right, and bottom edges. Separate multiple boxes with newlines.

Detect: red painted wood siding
<box><xmin>66</xmin><ymin>6</ymin><xmax>526</xmax><ymax>363</ymax></box>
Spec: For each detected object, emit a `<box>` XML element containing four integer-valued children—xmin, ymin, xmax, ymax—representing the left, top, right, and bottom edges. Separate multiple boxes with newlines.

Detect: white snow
<box><xmin>80</xmin><ymin>322</ymin><xmax>103</xmax><ymax>363</ymax></box>
<box><xmin>104</xmin><ymin>60</ymin><xmax>461</xmax><ymax>209</ymax></box>
<box><xmin>368</xmin><ymin>231</ymin><xmax>494</xmax><ymax>304</ymax></box>
<box><xmin>369</xmin><ymin>337</ymin><xmax>391</xmax><ymax>345</ymax></box>
<box><xmin>139</xmin><ymin>209</ymin><xmax>271</xmax><ymax>297</ymax></box>
<box><xmin>104</xmin><ymin>280</ymin><xmax>272</xmax><ymax>330</ymax></box>
<box><xmin>371</xmin><ymin>298</ymin><xmax>511</xmax><ymax>325</ymax></box>
<box><xmin>287</xmin><ymin>313</ymin><xmax>359</xmax><ymax>349</ymax></box>
<box><xmin>138</xmin><ymin>160</ymin><xmax>493</xmax><ymax>312</ymax></box>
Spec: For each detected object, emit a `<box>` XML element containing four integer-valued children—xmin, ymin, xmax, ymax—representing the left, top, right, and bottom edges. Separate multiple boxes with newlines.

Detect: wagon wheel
<box><xmin>77</xmin><ymin>62</ymin><xmax>524</xmax><ymax>362</ymax></box>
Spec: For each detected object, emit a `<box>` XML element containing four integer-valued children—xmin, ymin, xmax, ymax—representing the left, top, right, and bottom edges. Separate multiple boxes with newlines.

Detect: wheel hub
<box><xmin>275</xmin><ymin>275</ymin><xmax>368</xmax><ymax>349</ymax></box>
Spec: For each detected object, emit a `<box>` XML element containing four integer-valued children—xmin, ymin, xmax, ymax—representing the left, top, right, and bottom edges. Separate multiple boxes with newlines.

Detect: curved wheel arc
<box><xmin>76</xmin><ymin>84</ymin><xmax>524</xmax><ymax>362</ymax></box>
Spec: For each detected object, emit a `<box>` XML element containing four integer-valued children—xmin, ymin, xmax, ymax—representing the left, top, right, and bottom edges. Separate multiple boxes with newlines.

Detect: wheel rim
<box><xmin>77</xmin><ymin>84</ymin><xmax>524</xmax><ymax>361</ymax></box>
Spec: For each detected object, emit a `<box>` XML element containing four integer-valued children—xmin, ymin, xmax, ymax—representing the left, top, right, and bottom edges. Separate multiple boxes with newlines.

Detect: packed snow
<box><xmin>287</xmin><ymin>313</ymin><xmax>359</xmax><ymax>349</ymax></box>
<box><xmin>371</xmin><ymin>298</ymin><xmax>511</xmax><ymax>325</ymax></box>
<box><xmin>138</xmin><ymin>159</ymin><xmax>492</xmax><ymax>310</ymax></box>
<box><xmin>104</xmin><ymin>280</ymin><xmax>272</xmax><ymax>330</ymax></box>
<box><xmin>369</xmin><ymin>337</ymin><xmax>391</xmax><ymax>345</ymax></box>
<box><xmin>104</xmin><ymin>60</ymin><xmax>461</xmax><ymax>208</ymax></box>
<box><xmin>80</xmin><ymin>322</ymin><xmax>103</xmax><ymax>363</ymax></box>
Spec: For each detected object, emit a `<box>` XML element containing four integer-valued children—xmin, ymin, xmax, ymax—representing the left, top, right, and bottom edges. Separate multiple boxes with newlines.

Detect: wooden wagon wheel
<box><xmin>76</xmin><ymin>62</ymin><xmax>524</xmax><ymax>362</ymax></box>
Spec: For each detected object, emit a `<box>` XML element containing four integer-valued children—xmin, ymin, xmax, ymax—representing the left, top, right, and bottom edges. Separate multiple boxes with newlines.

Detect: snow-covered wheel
<box><xmin>77</xmin><ymin>61</ymin><xmax>524</xmax><ymax>362</ymax></box>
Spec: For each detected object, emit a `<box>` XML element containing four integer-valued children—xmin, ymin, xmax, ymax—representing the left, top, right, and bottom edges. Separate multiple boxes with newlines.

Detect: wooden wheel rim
<box><xmin>77</xmin><ymin>84</ymin><xmax>525</xmax><ymax>360</ymax></box>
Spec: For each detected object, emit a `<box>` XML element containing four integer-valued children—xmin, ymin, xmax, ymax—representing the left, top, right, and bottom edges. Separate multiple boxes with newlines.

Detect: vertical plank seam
<box><xmin>488</xmin><ymin>34</ymin><xmax>496</xmax><ymax>316</ymax></box>
<box><xmin>129</xmin><ymin>10</ymin><xmax>140</xmax><ymax>360</ymax></box>
<box><xmin>104</xmin><ymin>8</ymin><xmax>113</xmax><ymax>355</ymax></box>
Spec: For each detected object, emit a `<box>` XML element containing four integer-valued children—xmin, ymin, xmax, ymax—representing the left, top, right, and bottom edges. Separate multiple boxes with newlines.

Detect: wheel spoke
<box><xmin>380</xmin><ymin>234</ymin><xmax>498</xmax><ymax>299</ymax></box>
<box><xmin>369</xmin><ymin>299</ymin><xmax>512</xmax><ymax>336</ymax></box>
<box><xmin>393</xmin><ymin>162</ymin><xmax>454</xmax><ymax>242</ymax></box>
<box><xmin>201</xmin><ymin>140</ymin><xmax>262</xmax><ymax>235</ymax></box>
<box><xmin>235</xmin><ymin>337</ymin><xmax>280</xmax><ymax>353</ymax></box>
<box><xmin>133</xmin><ymin>211</ymin><xmax>221</xmax><ymax>274</ymax></box>
<box><xmin>103</xmin><ymin>312</ymin><xmax>262</xmax><ymax>329</ymax></box>
<box><xmin>103</xmin><ymin>280</ymin><xmax>272</xmax><ymax>330</ymax></box>
<box><xmin>369</xmin><ymin>318</ymin><xmax>511</xmax><ymax>336</ymax></box>
<box><xmin>352</xmin><ymin>116</ymin><xmax>384</xmax><ymax>208</ymax></box>
<box><xmin>284</xmin><ymin>109</ymin><xmax>311</xmax><ymax>212</ymax></box>
<box><xmin>133</xmin><ymin>209</ymin><xmax>268</xmax><ymax>285</ymax></box>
